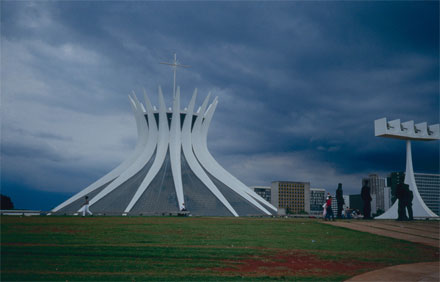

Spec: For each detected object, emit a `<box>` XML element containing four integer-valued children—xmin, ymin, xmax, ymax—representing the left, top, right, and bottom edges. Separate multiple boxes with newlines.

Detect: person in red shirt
<box><xmin>325</xmin><ymin>196</ymin><xmax>335</xmax><ymax>221</ymax></box>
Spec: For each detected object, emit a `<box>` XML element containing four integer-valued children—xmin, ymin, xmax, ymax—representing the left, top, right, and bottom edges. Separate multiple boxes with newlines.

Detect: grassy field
<box><xmin>1</xmin><ymin>216</ymin><xmax>438</xmax><ymax>281</ymax></box>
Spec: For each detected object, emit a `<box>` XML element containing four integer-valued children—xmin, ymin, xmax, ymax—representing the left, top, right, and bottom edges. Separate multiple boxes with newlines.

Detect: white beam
<box><xmin>170</xmin><ymin>87</ymin><xmax>184</xmax><ymax>210</ymax></box>
<box><xmin>375</xmin><ymin>117</ymin><xmax>439</xmax><ymax>141</ymax></box>
<box><xmin>193</xmin><ymin>97</ymin><xmax>276</xmax><ymax>214</ymax></box>
<box><xmin>182</xmin><ymin>90</ymin><xmax>238</xmax><ymax>217</ymax></box>
<box><xmin>86</xmin><ymin>92</ymin><xmax>156</xmax><ymax>208</ymax></box>
<box><xmin>52</xmin><ymin>94</ymin><xmax>147</xmax><ymax>212</ymax></box>
<box><xmin>204</xmin><ymin>99</ymin><xmax>276</xmax><ymax>212</ymax></box>
<box><xmin>124</xmin><ymin>86</ymin><xmax>170</xmax><ymax>213</ymax></box>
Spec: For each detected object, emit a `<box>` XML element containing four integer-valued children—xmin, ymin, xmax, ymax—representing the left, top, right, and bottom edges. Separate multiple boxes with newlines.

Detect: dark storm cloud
<box><xmin>1</xmin><ymin>1</ymin><xmax>438</xmax><ymax>209</ymax></box>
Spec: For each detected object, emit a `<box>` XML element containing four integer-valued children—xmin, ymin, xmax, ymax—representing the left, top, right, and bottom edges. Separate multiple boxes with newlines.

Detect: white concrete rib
<box><xmin>130</xmin><ymin>93</ymin><xmax>145</xmax><ymax>144</ymax></box>
<box><xmin>404</xmin><ymin>140</ymin><xmax>437</xmax><ymax>217</ymax></box>
<box><xmin>170</xmin><ymin>87</ymin><xmax>184</xmax><ymax>210</ymax></box>
<box><xmin>52</xmin><ymin>95</ymin><xmax>147</xmax><ymax>212</ymax></box>
<box><xmin>192</xmin><ymin>98</ymin><xmax>276</xmax><ymax>215</ymax></box>
<box><xmin>182</xmin><ymin>90</ymin><xmax>238</xmax><ymax>217</ymax></box>
<box><xmin>86</xmin><ymin>92</ymin><xmax>157</xmax><ymax>208</ymax></box>
<box><xmin>124</xmin><ymin>86</ymin><xmax>170</xmax><ymax>213</ymax></box>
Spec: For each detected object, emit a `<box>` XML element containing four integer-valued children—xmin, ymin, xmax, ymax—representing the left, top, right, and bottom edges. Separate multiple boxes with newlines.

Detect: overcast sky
<box><xmin>1</xmin><ymin>1</ymin><xmax>439</xmax><ymax>210</ymax></box>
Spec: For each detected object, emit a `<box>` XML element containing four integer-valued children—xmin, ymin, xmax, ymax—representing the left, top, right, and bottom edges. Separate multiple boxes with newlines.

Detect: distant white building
<box><xmin>343</xmin><ymin>195</ymin><xmax>350</xmax><ymax>209</ymax></box>
<box><xmin>250</xmin><ymin>186</ymin><xmax>271</xmax><ymax>203</ymax></box>
<box><xmin>415</xmin><ymin>173</ymin><xmax>440</xmax><ymax>216</ymax></box>
<box><xmin>383</xmin><ymin>187</ymin><xmax>392</xmax><ymax>211</ymax></box>
<box><xmin>371</xmin><ymin>194</ymin><xmax>377</xmax><ymax>216</ymax></box>
<box><xmin>329</xmin><ymin>194</ymin><xmax>349</xmax><ymax>217</ymax></box>
<box><xmin>310</xmin><ymin>188</ymin><xmax>326</xmax><ymax>216</ymax></box>
<box><xmin>329</xmin><ymin>195</ymin><xmax>337</xmax><ymax>215</ymax></box>
<box><xmin>363</xmin><ymin>174</ymin><xmax>386</xmax><ymax>213</ymax></box>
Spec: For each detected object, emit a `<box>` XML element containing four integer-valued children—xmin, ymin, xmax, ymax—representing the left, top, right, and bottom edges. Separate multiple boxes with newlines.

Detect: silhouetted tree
<box><xmin>1</xmin><ymin>194</ymin><xmax>14</xmax><ymax>210</ymax></box>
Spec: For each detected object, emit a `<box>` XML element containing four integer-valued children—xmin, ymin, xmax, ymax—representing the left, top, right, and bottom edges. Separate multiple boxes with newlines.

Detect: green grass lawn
<box><xmin>1</xmin><ymin>216</ymin><xmax>438</xmax><ymax>281</ymax></box>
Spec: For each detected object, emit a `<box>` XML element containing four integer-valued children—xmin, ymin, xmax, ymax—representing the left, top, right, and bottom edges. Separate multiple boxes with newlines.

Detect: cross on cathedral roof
<box><xmin>160</xmin><ymin>53</ymin><xmax>190</xmax><ymax>97</ymax></box>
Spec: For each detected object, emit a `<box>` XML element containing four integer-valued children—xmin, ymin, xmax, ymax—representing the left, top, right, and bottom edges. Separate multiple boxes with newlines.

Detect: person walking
<box><xmin>322</xmin><ymin>193</ymin><xmax>330</xmax><ymax>219</ymax></box>
<box><xmin>81</xmin><ymin>196</ymin><xmax>93</xmax><ymax>216</ymax></box>
<box><xmin>325</xmin><ymin>196</ymin><xmax>335</xmax><ymax>221</ymax></box>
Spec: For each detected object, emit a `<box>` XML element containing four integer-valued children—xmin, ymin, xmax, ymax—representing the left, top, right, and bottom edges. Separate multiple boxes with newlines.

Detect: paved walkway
<box><xmin>323</xmin><ymin>220</ymin><xmax>439</xmax><ymax>247</ymax></box>
<box><xmin>322</xmin><ymin>220</ymin><xmax>439</xmax><ymax>281</ymax></box>
<box><xmin>345</xmin><ymin>261</ymin><xmax>439</xmax><ymax>281</ymax></box>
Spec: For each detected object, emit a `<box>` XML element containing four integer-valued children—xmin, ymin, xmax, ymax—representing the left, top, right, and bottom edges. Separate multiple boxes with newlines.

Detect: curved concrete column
<box><xmin>403</xmin><ymin>141</ymin><xmax>437</xmax><ymax>217</ymax></box>
<box><xmin>202</xmin><ymin>101</ymin><xmax>277</xmax><ymax>212</ymax></box>
<box><xmin>86</xmin><ymin>92</ymin><xmax>157</xmax><ymax>208</ymax></box>
<box><xmin>192</xmin><ymin>97</ymin><xmax>276</xmax><ymax>215</ymax></box>
<box><xmin>182</xmin><ymin>91</ymin><xmax>238</xmax><ymax>216</ymax></box>
<box><xmin>52</xmin><ymin>95</ymin><xmax>148</xmax><ymax>212</ymax></box>
<box><xmin>170</xmin><ymin>87</ymin><xmax>184</xmax><ymax>210</ymax></box>
<box><xmin>124</xmin><ymin>86</ymin><xmax>170</xmax><ymax>213</ymax></box>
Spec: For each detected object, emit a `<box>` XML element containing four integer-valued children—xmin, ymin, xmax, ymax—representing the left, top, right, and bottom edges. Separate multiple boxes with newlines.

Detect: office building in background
<box><xmin>250</xmin><ymin>186</ymin><xmax>271</xmax><ymax>203</ymax></box>
<box><xmin>363</xmin><ymin>174</ymin><xmax>386</xmax><ymax>213</ymax></box>
<box><xmin>310</xmin><ymin>188</ymin><xmax>326</xmax><ymax>216</ymax></box>
<box><xmin>271</xmin><ymin>181</ymin><xmax>310</xmax><ymax>214</ymax></box>
<box><xmin>414</xmin><ymin>173</ymin><xmax>440</xmax><ymax>216</ymax></box>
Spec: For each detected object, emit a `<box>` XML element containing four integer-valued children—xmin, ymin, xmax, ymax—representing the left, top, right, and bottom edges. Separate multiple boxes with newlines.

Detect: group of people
<box><xmin>323</xmin><ymin>183</ymin><xmax>345</xmax><ymax>221</ymax></box>
<box><xmin>79</xmin><ymin>183</ymin><xmax>414</xmax><ymax>220</ymax></box>
<box><xmin>358</xmin><ymin>180</ymin><xmax>414</xmax><ymax>220</ymax></box>
<box><xmin>325</xmin><ymin>181</ymin><xmax>414</xmax><ymax>221</ymax></box>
